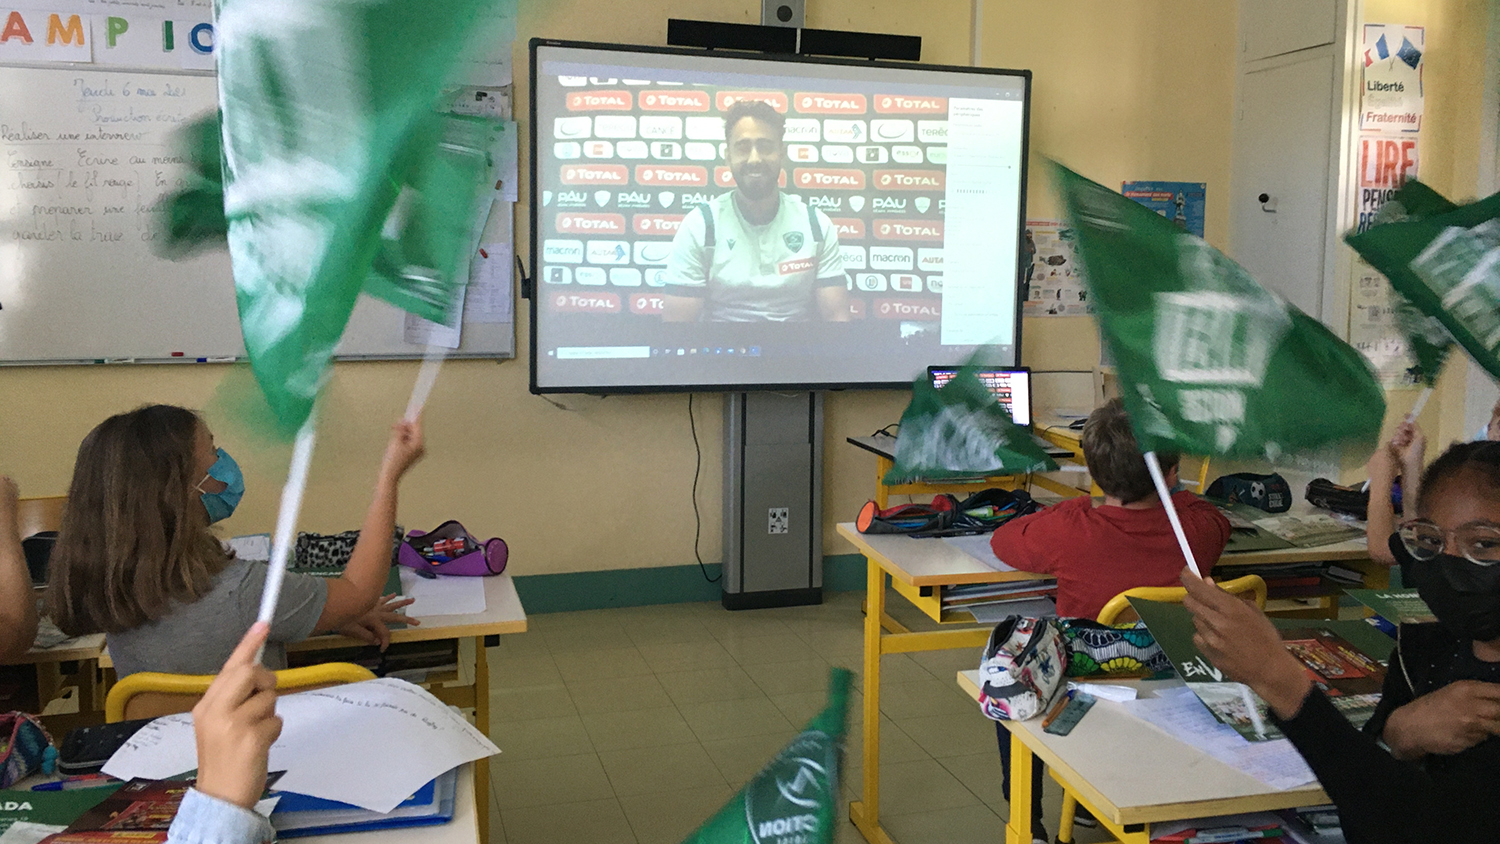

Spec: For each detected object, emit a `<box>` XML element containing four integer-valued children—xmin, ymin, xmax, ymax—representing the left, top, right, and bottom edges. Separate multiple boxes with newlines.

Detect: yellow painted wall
<box><xmin>0</xmin><ymin>0</ymin><xmax>1243</xmax><ymax>576</ymax></box>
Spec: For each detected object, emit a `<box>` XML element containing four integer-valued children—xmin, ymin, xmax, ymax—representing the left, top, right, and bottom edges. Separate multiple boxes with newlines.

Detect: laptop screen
<box><xmin>928</xmin><ymin>367</ymin><xmax>1031</xmax><ymax>427</ymax></box>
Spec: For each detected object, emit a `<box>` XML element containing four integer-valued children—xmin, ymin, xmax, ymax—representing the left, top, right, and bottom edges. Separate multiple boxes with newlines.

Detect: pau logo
<box><xmin>746</xmin><ymin>733</ymin><xmax>833</xmax><ymax>844</ymax></box>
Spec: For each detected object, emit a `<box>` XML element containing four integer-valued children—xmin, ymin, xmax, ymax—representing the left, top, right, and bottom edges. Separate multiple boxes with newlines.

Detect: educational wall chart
<box><xmin>1360</xmin><ymin>23</ymin><xmax>1424</xmax><ymax>133</ymax></box>
<box><xmin>1020</xmin><ymin>219</ymin><xmax>1091</xmax><ymax>317</ymax></box>
<box><xmin>1122</xmin><ymin>181</ymin><xmax>1206</xmax><ymax>238</ymax></box>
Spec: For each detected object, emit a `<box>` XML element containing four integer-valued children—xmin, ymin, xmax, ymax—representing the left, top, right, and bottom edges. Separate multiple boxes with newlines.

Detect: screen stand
<box><xmin>721</xmin><ymin>392</ymin><xmax>824</xmax><ymax>610</ymax></box>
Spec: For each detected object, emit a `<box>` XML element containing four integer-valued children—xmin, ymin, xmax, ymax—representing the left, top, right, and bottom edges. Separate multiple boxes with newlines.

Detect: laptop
<box><xmin>926</xmin><ymin>366</ymin><xmax>1071</xmax><ymax>457</ymax></box>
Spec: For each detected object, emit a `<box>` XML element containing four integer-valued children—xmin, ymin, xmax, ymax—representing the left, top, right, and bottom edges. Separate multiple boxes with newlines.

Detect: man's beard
<box><xmin>733</xmin><ymin>166</ymin><xmax>780</xmax><ymax>200</ymax></box>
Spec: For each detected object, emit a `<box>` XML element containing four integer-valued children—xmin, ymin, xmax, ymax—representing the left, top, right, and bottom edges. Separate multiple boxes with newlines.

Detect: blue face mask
<box><xmin>198</xmin><ymin>448</ymin><xmax>244</xmax><ymax>524</ymax></box>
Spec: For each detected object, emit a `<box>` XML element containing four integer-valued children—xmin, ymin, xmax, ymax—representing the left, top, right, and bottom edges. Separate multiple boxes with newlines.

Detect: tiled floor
<box><xmin>482</xmin><ymin>590</ymin><xmax>1112</xmax><ymax>844</ymax></box>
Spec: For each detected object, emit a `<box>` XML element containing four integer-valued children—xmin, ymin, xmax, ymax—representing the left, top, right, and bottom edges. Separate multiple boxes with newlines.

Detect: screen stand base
<box><xmin>721</xmin><ymin>391</ymin><xmax>824</xmax><ymax>611</ymax></box>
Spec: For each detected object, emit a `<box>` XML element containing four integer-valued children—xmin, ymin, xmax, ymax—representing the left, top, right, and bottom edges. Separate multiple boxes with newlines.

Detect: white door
<box><xmin>1230</xmin><ymin>52</ymin><xmax>1336</xmax><ymax>321</ymax></box>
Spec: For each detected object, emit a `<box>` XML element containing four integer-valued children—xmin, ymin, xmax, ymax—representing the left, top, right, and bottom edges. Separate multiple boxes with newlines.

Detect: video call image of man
<box><xmin>662</xmin><ymin>100</ymin><xmax>851</xmax><ymax>322</ymax></box>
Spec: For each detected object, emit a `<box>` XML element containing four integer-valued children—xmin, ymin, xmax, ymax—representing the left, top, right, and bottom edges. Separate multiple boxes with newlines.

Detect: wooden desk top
<box><xmin>19</xmin><ymin>632</ymin><xmax>106</xmax><ymax>665</ymax></box>
<box><xmin>304</xmin><ymin>764</ymin><xmax>478</xmax><ymax>844</ymax></box>
<box><xmin>956</xmin><ymin>671</ymin><xmax>1327</xmax><ymax>825</ymax></box>
<box><xmin>838</xmin><ymin>522</ymin><xmax>1375</xmax><ymax>589</ymax></box>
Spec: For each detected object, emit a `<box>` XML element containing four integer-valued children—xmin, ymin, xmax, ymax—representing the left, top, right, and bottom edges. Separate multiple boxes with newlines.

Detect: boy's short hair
<box><xmin>1081</xmin><ymin>399</ymin><xmax>1179</xmax><ymax>504</ymax></box>
<box><xmin>723</xmin><ymin>99</ymin><xmax>785</xmax><ymax>141</ymax></box>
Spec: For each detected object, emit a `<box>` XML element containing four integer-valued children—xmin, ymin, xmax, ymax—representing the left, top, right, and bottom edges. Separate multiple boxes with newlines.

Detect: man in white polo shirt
<box><xmin>662</xmin><ymin>99</ymin><xmax>851</xmax><ymax>322</ymax></box>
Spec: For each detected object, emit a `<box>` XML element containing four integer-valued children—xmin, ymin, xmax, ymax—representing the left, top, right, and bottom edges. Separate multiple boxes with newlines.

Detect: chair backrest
<box><xmin>106</xmin><ymin>662</ymin><xmax>376</xmax><ymax>722</ymax></box>
<box><xmin>17</xmin><ymin>496</ymin><xmax>66</xmax><ymax>539</ymax></box>
<box><xmin>1095</xmin><ymin>574</ymin><xmax>1267</xmax><ymax>625</ymax></box>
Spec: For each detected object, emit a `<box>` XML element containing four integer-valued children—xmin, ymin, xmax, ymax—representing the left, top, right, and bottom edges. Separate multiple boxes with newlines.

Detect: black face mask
<box><xmin>1391</xmin><ymin>533</ymin><xmax>1500</xmax><ymax>641</ymax></box>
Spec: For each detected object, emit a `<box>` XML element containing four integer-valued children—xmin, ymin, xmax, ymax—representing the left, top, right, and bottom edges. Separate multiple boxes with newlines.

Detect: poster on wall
<box><xmin>1021</xmin><ymin>220</ymin><xmax>1092</xmax><ymax>317</ymax></box>
<box><xmin>1351</xmin><ymin>263</ymin><xmax>1420</xmax><ymax>388</ymax></box>
<box><xmin>1121</xmin><ymin>181</ymin><xmax>1206</xmax><ymax>238</ymax></box>
<box><xmin>1356</xmin><ymin>135</ymin><xmax>1419</xmax><ymax>233</ymax></box>
<box><xmin>1361</xmin><ymin>24</ymin><xmax>1424</xmax><ymax>133</ymax></box>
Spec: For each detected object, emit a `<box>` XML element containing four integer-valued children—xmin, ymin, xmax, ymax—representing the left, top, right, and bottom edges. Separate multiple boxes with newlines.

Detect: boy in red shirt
<box><xmin>988</xmin><ymin>399</ymin><xmax>1231</xmax><ymax>842</ymax></box>
<box><xmin>990</xmin><ymin>398</ymin><xmax>1231</xmax><ymax>619</ymax></box>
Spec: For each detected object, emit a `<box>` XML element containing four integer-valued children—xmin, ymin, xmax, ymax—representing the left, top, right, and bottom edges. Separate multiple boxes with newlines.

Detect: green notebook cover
<box><xmin>0</xmin><ymin>787</ymin><xmax>121</xmax><ymax>834</ymax></box>
<box><xmin>1346</xmin><ymin>588</ymin><xmax>1435</xmax><ymax>624</ymax></box>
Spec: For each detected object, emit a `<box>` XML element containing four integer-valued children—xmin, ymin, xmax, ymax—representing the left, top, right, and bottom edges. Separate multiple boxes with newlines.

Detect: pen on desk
<box><xmin>1040</xmin><ymin>690</ymin><xmax>1073</xmax><ymax>729</ymax></box>
<box><xmin>32</xmin><ymin>774</ymin><xmax>116</xmax><ymax>791</ymax></box>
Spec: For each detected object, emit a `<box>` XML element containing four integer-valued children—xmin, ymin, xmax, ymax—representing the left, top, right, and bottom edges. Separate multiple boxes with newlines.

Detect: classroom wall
<box><xmin>0</xmin><ymin>0</ymin><xmax>1244</xmax><ymax>580</ymax></box>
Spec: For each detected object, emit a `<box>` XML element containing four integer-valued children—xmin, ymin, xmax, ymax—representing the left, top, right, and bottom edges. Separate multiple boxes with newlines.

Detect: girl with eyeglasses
<box><xmin>1182</xmin><ymin>437</ymin><xmax>1500</xmax><ymax>844</ymax></box>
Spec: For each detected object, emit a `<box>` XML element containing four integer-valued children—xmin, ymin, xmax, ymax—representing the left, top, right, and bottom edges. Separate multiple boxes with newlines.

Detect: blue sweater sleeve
<box><xmin>165</xmin><ymin>788</ymin><xmax>274</xmax><ymax>844</ymax></box>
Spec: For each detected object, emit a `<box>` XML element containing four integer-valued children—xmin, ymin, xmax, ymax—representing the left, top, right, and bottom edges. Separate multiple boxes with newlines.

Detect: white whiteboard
<box><xmin>0</xmin><ymin>65</ymin><xmax>514</xmax><ymax>363</ymax></box>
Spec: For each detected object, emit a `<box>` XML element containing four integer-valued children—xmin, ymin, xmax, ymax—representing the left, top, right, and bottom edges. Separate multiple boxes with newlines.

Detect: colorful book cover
<box><xmin>1130</xmin><ymin>597</ymin><xmax>1395</xmax><ymax>741</ymax></box>
<box><xmin>1345</xmin><ymin>588</ymin><xmax>1436</xmax><ymax>624</ymax></box>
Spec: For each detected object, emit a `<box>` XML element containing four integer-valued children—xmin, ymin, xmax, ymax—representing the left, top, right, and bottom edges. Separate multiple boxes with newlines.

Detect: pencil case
<box><xmin>0</xmin><ymin>712</ymin><xmax>53</xmax><ymax>787</ymax></box>
<box><xmin>399</xmin><ymin>521</ymin><xmax>507</xmax><ymax>577</ymax></box>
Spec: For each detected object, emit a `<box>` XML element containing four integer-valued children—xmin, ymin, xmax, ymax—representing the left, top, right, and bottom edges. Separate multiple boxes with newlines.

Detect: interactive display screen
<box><xmin>530</xmin><ymin>41</ymin><xmax>1031</xmax><ymax>393</ymax></box>
<box><xmin>928</xmin><ymin>366</ymin><xmax>1032</xmax><ymax>427</ymax></box>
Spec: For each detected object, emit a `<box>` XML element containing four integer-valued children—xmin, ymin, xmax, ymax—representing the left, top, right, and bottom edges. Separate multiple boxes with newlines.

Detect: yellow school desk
<box><xmin>955</xmin><ymin>671</ymin><xmax>1328</xmax><ymax>844</ymax></box>
<box><xmin>845</xmin><ymin>433</ymin><xmax>1083</xmax><ymax>507</ymax></box>
<box><xmin>837</xmin><ymin>522</ymin><xmax>1380</xmax><ymax>844</ymax></box>
<box><xmin>306</xmin><ymin>764</ymin><xmax>479</xmax><ymax>844</ymax></box>
<box><xmin>18</xmin><ymin>632</ymin><xmax>107</xmax><ymax>735</ymax></box>
<box><xmin>99</xmin><ymin>573</ymin><xmax>525</xmax><ymax>844</ymax></box>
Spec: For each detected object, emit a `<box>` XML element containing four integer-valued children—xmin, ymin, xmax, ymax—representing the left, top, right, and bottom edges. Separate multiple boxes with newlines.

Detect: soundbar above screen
<box><xmin>529</xmin><ymin>40</ymin><xmax>1031</xmax><ymax>393</ymax></box>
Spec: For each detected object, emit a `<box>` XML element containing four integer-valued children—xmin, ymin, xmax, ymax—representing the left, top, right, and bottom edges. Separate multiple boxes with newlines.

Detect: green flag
<box><xmin>681</xmin><ymin>669</ymin><xmax>850</xmax><ymax>844</ymax></box>
<box><xmin>1053</xmin><ymin>163</ymin><xmax>1385</xmax><ymax>459</ymax></box>
<box><xmin>885</xmin><ymin>365</ymin><xmax>1058</xmax><ymax>485</ymax></box>
<box><xmin>212</xmin><ymin>0</ymin><xmax>502</xmax><ymax>434</ymax></box>
<box><xmin>1356</xmin><ymin>181</ymin><xmax>1459</xmax><ymax>386</ymax></box>
<box><xmin>1345</xmin><ymin>186</ymin><xmax>1500</xmax><ymax>381</ymax></box>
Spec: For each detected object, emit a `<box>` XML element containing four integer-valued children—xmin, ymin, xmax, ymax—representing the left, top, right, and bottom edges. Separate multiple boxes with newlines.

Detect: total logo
<box><xmin>822</xmin><ymin>120</ymin><xmax>867</xmax><ymax>143</ymax></box>
<box><xmin>640</xmin><ymin>89</ymin><xmax>710</xmax><ymax>111</ymax></box>
<box><xmin>715</xmin><ymin>91</ymin><xmax>790</xmax><ymax>113</ymax></box>
<box><xmin>585</xmin><ymin>240</ymin><xmax>631</xmax><ymax>265</ymax></box>
<box><xmin>633</xmin><ymin>214</ymin><xmax>685</xmax><ymax>235</ymax></box>
<box><xmin>556</xmin><ymin>213</ymin><xmax>625</xmax><ymax>234</ymax></box>
<box><xmin>551</xmin><ymin>190</ymin><xmax>589</xmax><ymax>208</ymax></box>
<box><xmin>875</xmin><ymin>95</ymin><xmax>947</xmax><ymax>114</ymax></box>
<box><xmin>630</xmin><ymin>293</ymin><xmax>667</xmax><ymax>315</ymax></box>
<box><xmin>616</xmin><ymin>141</ymin><xmax>649</xmax><ymax>159</ymax></box>
<box><xmin>583</xmin><ymin>140</ymin><xmax>613</xmax><ymax>158</ymax></box>
<box><xmin>685</xmin><ymin>117</ymin><xmax>726</xmax><ymax>141</ymax></box>
<box><xmin>552</xmin><ymin>291</ymin><xmax>622</xmax><ymax>313</ymax></box>
<box><xmin>916</xmin><ymin>120</ymin><xmax>948</xmax><ymax>143</ymax></box>
<box><xmin>635</xmin><ymin>165</ymin><xmax>709</xmax><ymax>186</ymax></box>
<box><xmin>870</xmin><ymin>120</ymin><xmax>914</xmax><ymax>143</ymax></box>
<box><xmin>793</xmin><ymin>168</ymin><xmax>865</xmax><ymax>190</ymax></box>
<box><xmin>854</xmin><ymin>272</ymin><xmax>888</xmax><ymax>292</ymax></box>
<box><xmin>610</xmin><ymin>268</ymin><xmax>643</xmax><ymax>287</ymax></box>
<box><xmin>890</xmin><ymin>273</ymin><xmax>924</xmax><ymax>292</ymax></box>
<box><xmin>593</xmin><ymin>115</ymin><xmax>639</xmax><ymax>139</ymax></box>
<box><xmin>875</xmin><ymin>297</ymin><xmax>941</xmax><ymax>319</ymax></box>
<box><xmin>829</xmin><ymin>217</ymin><xmax>865</xmax><ymax>240</ymax></box>
<box><xmin>839</xmin><ymin>245</ymin><xmax>867</xmax><ymax>269</ymax></box>
<box><xmin>783</xmin><ymin>118</ymin><xmax>821</xmax><ymax>143</ymax></box>
<box><xmin>566</xmin><ymin>90</ymin><xmax>632</xmax><ymax>111</ymax></box>
<box><xmin>634</xmin><ymin>241</ymin><xmax>674</xmax><ymax>266</ymax></box>
<box><xmin>560</xmin><ymin>164</ymin><xmax>628</xmax><ymax>185</ymax></box>
<box><xmin>821</xmin><ymin>145</ymin><xmax>854</xmax><ymax>164</ymax></box>
<box><xmin>640</xmin><ymin>116</ymin><xmax>684</xmax><ymax>139</ymax></box>
<box><xmin>875</xmin><ymin>219</ymin><xmax>945</xmax><ymax>241</ymax></box>
<box><xmin>891</xmin><ymin>145</ymin><xmax>924</xmax><ymax>164</ymax></box>
<box><xmin>794</xmin><ymin>92</ymin><xmax>868</xmax><ymax>114</ymax></box>
<box><xmin>875</xmin><ymin>169</ymin><xmax>945</xmax><ymax>190</ymax></box>
<box><xmin>869</xmin><ymin>246</ymin><xmax>914</xmax><ymax>270</ymax></box>
<box><xmin>575</xmin><ymin>267</ymin><xmax>607</xmax><ymax>285</ymax></box>
<box><xmin>543</xmin><ymin>239</ymin><xmax>584</xmax><ymax>264</ymax></box>
<box><xmin>615</xmin><ymin>190</ymin><xmax>654</xmax><ymax>210</ymax></box>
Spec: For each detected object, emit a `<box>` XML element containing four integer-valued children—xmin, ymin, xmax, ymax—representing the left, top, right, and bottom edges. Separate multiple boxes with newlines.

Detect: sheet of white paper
<box><xmin>1122</xmin><ymin>687</ymin><xmax>1316</xmax><ymax>791</ymax></box>
<box><xmin>226</xmin><ymin>533</ymin><xmax>272</xmax><ymax>561</ymax></box>
<box><xmin>254</xmin><ymin>796</ymin><xmax>281</xmax><ymax>817</ymax></box>
<box><xmin>465</xmin><ymin>243</ymin><xmax>514</xmax><ymax>324</ymax></box>
<box><xmin>449</xmin><ymin>86</ymin><xmax>512</xmax><ymax>120</ymax></box>
<box><xmin>966</xmin><ymin>598</ymin><xmax>1057</xmax><ymax>624</ymax></box>
<box><xmin>398</xmin><ymin>567</ymin><xmax>488</xmax><ymax>617</ymax></box>
<box><xmin>104</xmin><ymin>679</ymin><xmax>500</xmax><ymax>813</ymax></box>
<box><xmin>459</xmin><ymin>5</ymin><xmax>516</xmax><ymax>86</ymax></box>
<box><xmin>486</xmin><ymin>122</ymin><xmax>519</xmax><ymax>203</ymax></box>
<box><xmin>942</xmin><ymin>534</ymin><xmax>1017</xmax><ymax>571</ymax></box>
<box><xmin>0</xmin><ymin>823</ymin><xmax>66</xmax><ymax>844</ymax></box>
<box><xmin>1067</xmin><ymin>681</ymin><xmax>1136</xmax><ymax>702</ymax></box>
<box><xmin>403</xmin><ymin>287</ymin><xmax>465</xmax><ymax>349</ymax></box>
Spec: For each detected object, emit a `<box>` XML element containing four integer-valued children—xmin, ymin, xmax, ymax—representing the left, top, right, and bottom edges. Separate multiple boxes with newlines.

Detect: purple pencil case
<box><xmin>398</xmin><ymin>520</ymin><xmax>508</xmax><ymax>577</ymax></box>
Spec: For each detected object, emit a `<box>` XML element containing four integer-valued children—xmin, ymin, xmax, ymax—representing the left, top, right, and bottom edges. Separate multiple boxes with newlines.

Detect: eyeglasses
<box><xmin>1398</xmin><ymin>520</ymin><xmax>1500</xmax><ymax>566</ymax></box>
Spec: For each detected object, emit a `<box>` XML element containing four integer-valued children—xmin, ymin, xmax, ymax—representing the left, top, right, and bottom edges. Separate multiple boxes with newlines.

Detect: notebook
<box><xmin>269</xmin><ymin>766</ymin><xmax>458</xmax><ymax>838</ymax></box>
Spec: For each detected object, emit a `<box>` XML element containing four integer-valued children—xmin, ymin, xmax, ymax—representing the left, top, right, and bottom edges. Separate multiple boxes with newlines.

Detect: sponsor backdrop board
<box><xmin>531</xmin><ymin>42</ymin><xmax>1032</xmax><ymax>393</ymax></box>
<box><xmin>0</xmin><ymin>9</ymin><xmax>516</xmax><ymax>364</ymax></box>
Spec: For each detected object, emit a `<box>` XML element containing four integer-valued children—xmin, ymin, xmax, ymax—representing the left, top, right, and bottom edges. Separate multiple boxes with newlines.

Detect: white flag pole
<box><xmin>405</xmin><ymin>345</ymin><xmax>446</xmax><ymax>422</ymax></box>
<box><xmin>1144</xmin><ymin>451</ymin><xmax>1202</xmax><ymax>579</ymax></box>
<box><xmin>254</xmin><ymin>417</ymin><xmax>318</xmax><ymax>661</ymax></box>
<box><xmin>1405</xmin><ymin>385</ymin><xmax>1433</xmax><ymax>423</ymax></box>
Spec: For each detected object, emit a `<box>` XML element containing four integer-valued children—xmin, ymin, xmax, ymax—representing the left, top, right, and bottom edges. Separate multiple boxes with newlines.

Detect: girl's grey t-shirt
<box><xmin>108</xmin><ymin>559</ymin><xmax>328</xmax><ymax>677</ymax></box>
